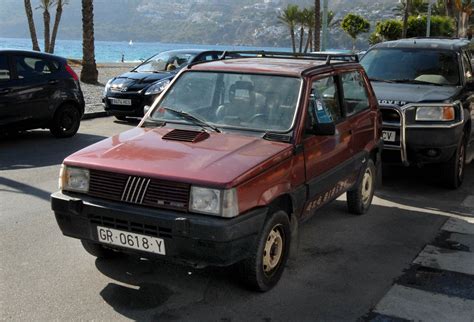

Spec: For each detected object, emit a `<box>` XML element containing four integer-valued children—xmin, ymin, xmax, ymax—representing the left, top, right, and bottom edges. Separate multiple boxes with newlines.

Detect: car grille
<box><xmin>88</xmin><ymin>169</ymin><xmax>190</xmax><ymax>212</ymax></box>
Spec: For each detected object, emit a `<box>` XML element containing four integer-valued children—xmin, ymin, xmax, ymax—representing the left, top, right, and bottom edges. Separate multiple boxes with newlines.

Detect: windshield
<box><xmin>150</xmin><ymin>71</ymin><xmax>301</xmax><ymax>132</ymax></box>
<box><xmin>134</xmin><ymin>51</ymin><xmax>196</xmax><ymax>73</ymax></box>
<box><xmin>361</xmin><ymin>48</ymin><xmax>460</xmax><ymax>86</ymax></box>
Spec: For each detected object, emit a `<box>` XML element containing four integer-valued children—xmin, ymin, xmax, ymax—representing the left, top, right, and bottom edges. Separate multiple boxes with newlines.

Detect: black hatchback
<box><xmin>0</xmin><ymin>49</ymin><xmax>85</xmax><ymax>137</ymax></box>
<box><xmin>103</xmin><ymin>49</ymin><xmax>224</xmax><ymax>121</ymax></box>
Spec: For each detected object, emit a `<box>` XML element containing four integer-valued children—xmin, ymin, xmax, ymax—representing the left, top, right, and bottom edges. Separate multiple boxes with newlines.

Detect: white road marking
<box><xmin>374</xmin><ymin>285</ymin><xmax>474</xmax><ymax>322</ymax></box>
<box><xmin>442</xmin><ymin>217</ymin><xmax>474</xmax><ymax>235</ymax></box>
<box><xmin>461</xmin><ymin>195</ymin><xmax>474</xmax><ymax>209</ymax></box>
<box><xmin>413</xmin><ymin>245</ymin><xmax>474</xmax><ymax>275</ymax></box>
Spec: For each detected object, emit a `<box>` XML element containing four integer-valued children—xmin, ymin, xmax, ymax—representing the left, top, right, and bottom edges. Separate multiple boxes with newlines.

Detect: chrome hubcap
<box><xmin>361</xmin><ymin>168</ymin><xmax>373</xmax><ymax>205</ymax></box>
<box><xmin>263</xmin><ymin>226</ymin><xmax>283</xmax><ymax>274</ymax></box>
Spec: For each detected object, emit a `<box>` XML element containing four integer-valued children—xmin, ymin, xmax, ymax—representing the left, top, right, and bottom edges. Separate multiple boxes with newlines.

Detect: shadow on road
<box><xmin>0</xmin><ymin>177</ymin><xmax>51</xmax><ymax>202</ymax></box>
<box><xmin>0</xmin><ymin>130</ymin><xmax>107</xmax><ymax>171</ymax></box>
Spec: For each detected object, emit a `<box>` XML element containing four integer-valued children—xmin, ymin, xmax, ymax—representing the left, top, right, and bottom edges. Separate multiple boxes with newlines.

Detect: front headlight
<box><xmin>145</xmin><ymin>79</ymin><xmax>171</xmax><ymax>95</ymax></box>
<box><xmin>103</xmin><ymin>79</ymin><xmax>113</xmax><ymax>96</ymax></box>
<box><xmin>59</xmin><ymin>165</ymin><xmax>90</xmax><ymax>193</ymax></box>
<box><xmin>415</xmin><ymin>105</ymin><xmax>455</xmax><ymax>121</ymax></box>
<box><xmin>189</xmin><ymin>186</ymin><xmax>239</xmax><ymax>218</ymax></box>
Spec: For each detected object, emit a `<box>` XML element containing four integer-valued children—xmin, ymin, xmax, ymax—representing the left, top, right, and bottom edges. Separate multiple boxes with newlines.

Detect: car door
<box><xmin>340</xmin><ymin>69</ymin><xmax>377</xmax><ymax>160</ymax></box>
<box><xmin>302</xmin><ymin>73</ymin><xmax>357</xmax><ymax>218</ymax></box>
<box><xmin>7</xmin><ymin>55</ymin><xmax>58</xmax><ymax>127</ymax></box>
<box><xmin>0</xmin><ymin>53</ymin><xmax>15</xmax><ymax>127</ymax></box>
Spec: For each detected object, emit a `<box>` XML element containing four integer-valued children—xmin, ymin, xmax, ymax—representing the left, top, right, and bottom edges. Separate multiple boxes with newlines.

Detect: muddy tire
<box><xmin>239</xmin><ymin>210</ymin><xmax>290</xmax><ymax>292</ymax></box>
<box><xmin>81</xmin><ymin>240</ymin><xmax>117</xmax><ymax>259</ymax></box>
<box><xmin>443</xmin><ymin>134</ymin><xmax>466</xmax><ymax>189</ymax></box>
<box><xmin>347</xmin><ymin>159</ymin><xmax>376</xmax><ymax>215</ymax></box>
<box><xmin>49</xmin><ymin>104</ymin><xmax>81</xmax><ymax>138</ymax></box>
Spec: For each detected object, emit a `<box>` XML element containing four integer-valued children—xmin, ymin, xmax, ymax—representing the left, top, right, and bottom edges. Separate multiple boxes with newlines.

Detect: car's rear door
<box><xmin>302</xmin><ymin>72</ymin><xmax>357</xmax><ymax>218</ymax></box>
<box><xmin>8</xmin><ymin>54</ymin><xmax>59</xmax><ymax>126</ymax></box>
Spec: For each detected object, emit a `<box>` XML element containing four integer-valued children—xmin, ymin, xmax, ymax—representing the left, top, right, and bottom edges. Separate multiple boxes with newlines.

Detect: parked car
<box><xmin>103</xmin><ymin>49</ymin><xmax>226</xmax><ymax>121</ymax></box>
<box><xmin>360</xmin><ymin>38</ymin><xmax>474</xmax><ymax>188</ymax></box>
<box><xmin>52</xmin><ymin>52</ymin><xmax>382</xmax><ymax>291</ymax></box>
<box><xmin>0</xmin><ymin>49</ymin><xmax>85</xmax><ymax>137</ymax></box>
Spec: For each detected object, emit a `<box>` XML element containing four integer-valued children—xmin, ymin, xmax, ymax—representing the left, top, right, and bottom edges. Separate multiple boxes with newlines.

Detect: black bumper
<box><xmin>51</xmin><ymin>191</ymin><xmax>268</xmax><ymax>267</ymax></box>
<box><xmin>103</xmin><ymin>93</ymin><xmax>157</xmax><ymax>117</ymax></box>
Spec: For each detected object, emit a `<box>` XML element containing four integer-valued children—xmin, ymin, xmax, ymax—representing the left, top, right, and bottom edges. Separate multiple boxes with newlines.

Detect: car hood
<box><xmin>109</xmin><ymin>71</ymin><xmax>175</xmax><ymax>92</ymax></box>
<box><xmin>64</xmin><ymin>127</ymin><xmax>293</xmax><ymax>188</ymax></box>
<box><xmin>371</xmin><ymin>82</ymin><xmax>460</xmax><ymax>107</ymax></box>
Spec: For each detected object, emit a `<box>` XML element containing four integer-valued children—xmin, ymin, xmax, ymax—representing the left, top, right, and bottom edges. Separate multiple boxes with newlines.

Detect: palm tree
<box><xmin>81</xmin><ymin>0</ymin><xmax>98</xmax><ymax>83</ymax></box>
<box><xmin>314</xmin><ymin>0</ymin><xmax>321</xmax><ymax>51</ymax></box>
<box><xmin>296</xmin><ymin>9</ymin><xmax>306</xmax><ymax>53</ymax></box>
<box><xmin>24</xmin><ymin>0</ymin><xmax>40</xmax><ymax>51</ymax></box>
<box><xmin>303</xmin><ymin>8</ymin><xmax>315</xmax><ymax>53</ymax></box>
<box><xmin>278</xmin><ymin>4</ymin><xmax>299</xmax><ymax>53</ymax></box>
<box><xmin>402</xmin><ymin>0</ymin><xmax>411</xmax><ymax>38</ymax></box>
<box><xmin>39</xmin><ymin>0</ymin><xmax>53</xmax><ymax>53</ymax></box>
<box><xmin>50</xmin><ymin>0</ymin><xmax>68</xmax><ymax>54</ymax></box>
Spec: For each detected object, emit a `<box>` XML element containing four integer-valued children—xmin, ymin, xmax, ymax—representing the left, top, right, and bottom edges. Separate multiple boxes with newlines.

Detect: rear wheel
<box><xmin>49</xmin><ymin>104</ymin><xmax>81</xmax><ymax>138</ymax></box>
<box><xmin>81</xmin><ymin>240</ymin><xmax>117</xmax><ymax>259</ymax></box>
<box><xmin>443</xmin><ymin>134</ymin><xmax>466</xmax><ymax>189</ymax></box>
<box><xmin>239</xmin><ymin>210</ymin><xmax>290</xmax><ymax>292</ymax></box>
<box><xmin>347</xmin><ymin>159</ymin><xmax>376</xmax><ymax>215</ymax></box>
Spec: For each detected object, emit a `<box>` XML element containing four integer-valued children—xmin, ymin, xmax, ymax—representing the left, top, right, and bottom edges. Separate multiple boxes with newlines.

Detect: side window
<box><xmin>15</xmin><ymin>56</ymin><xmax>59</xmax><ymax>79</ymax></box>
<box><xmin>0</xmin><ymin>55</ymin><xmax>10</xmax><ymax>81</ymax></box>
<box><xmin>309</xmin><ymin>76</ymin><xmax>342</xmax><ymax>127</ymax></box>
<box><xmin>341</xmin><ymin>71</ymin><xmax>370</xmax><ymax>116</ymax></box>
<box><xmin>462</xmin><ymin>52</ymin><xmax>473</xmax><ymax>81</ymax></box>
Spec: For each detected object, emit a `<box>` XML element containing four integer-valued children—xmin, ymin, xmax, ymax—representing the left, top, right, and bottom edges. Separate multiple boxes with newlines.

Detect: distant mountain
<box><xmin>0</xmin><ymin>0</ymin><xmax>399</xmax><ymax>49</ymax></box>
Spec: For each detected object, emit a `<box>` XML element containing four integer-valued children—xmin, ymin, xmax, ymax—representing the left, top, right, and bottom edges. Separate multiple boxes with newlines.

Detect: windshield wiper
<box><xmin>369</xmin><ymin>78</ymin><xmax>395</xmax><ymax>83</ymax></box>
<box><xmin>163</xmin><ymin>107</ymin><xmax>221</xmax><ymax>133</ymax></box>
<box><xmin>391</xmin><ymin>79</ymin><xmax>443</xmax><ymax>86</ymax></box>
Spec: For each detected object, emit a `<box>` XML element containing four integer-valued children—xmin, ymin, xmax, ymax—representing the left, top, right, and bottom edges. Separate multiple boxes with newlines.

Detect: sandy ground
<box><xmin>72</xmin><ymin>63</ymin><xmax>137</xmax><ymax>114</ymax></box>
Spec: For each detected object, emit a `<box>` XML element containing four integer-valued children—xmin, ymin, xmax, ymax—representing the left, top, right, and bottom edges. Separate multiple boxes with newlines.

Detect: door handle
<box><xmin>48</xmin><ymin>79</ymin><xmax>59</xmax><ymax>85</ymax></box>
<box><xmin>0</xmin><ymin>88</ymin><xmax>11</xmax><ymax>94</ymax></box>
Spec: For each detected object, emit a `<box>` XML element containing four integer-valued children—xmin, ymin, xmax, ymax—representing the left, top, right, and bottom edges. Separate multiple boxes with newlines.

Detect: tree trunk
<box><xmin>44</xmin><ymin>7</ymin><xmax>51</xmax><ymax>53</ymax></box>
<box><xmin>24</xmin><ymin>0</ymin><xmax>40</xmax><ymax>51</ymax></box>
<box><xmin>304</xmin><ymin>29</ymin><xmax>312</xmax><ymax>53</ymax></box>
<box><xmin>290</xmin><ymin>27</ymin><xmax>296</xmax><ymax>53</ymax></box>
<box><xmin>352</xmin><ymin>37</ymin><xmax>356</xmax><ymax>52</ymax></box>
<box><xmin>299</xmin><ymin>26</ymin><xmax>304</xmax><ymax>53</ymax></box>
<box><xmin>50</xmin><ymin>0</ymin><xmax>64</xmax><ymax>54</ymax></box>
<box><xmin>314</xmin><ymin>0</ymin><xmax>321</xmax><ymax>51</ymax></box>
<box><xmin>402</xmin><ymin>0</ymin><xmax>410</xmax><ymax>38</ymax></box>
<box><xmin>81</xmin><ymin>0</ymin><xmax>98</xmax><ymax>84</ymax></box>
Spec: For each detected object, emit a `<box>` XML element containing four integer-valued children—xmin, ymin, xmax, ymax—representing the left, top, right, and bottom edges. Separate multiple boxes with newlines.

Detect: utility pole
<box><xmin>426</xmin><ymin>0</ymin><xmax>434</xmax><ymax>37</ymax></box>
<box><xmin>321</xmin><ymin>0</ymin><xmax>329</xmax><ymax>51</ymax></box>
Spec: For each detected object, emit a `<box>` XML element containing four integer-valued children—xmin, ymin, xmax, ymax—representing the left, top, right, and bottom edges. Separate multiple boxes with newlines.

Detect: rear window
<box><xmin>361</xmin><ymin>48</ymin><xmax>460</xmax><ymax>86</ymax></box>
<box><xmin>0</xmin><ymin>55</ymin><xmax>10</xmax><ymax>81</ymax></box>
<box><xmin>14</xmin><ymin>56</ymin><xmax>60</xmax><ymax>79</ymax></box>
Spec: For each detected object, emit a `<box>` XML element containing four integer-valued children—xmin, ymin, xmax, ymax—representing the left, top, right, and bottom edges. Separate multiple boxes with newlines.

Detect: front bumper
<box><xmin>380</xmin><ymin>105</ymin><xmax>464</xmax><ymax>166</ymax></box>
<box><xmin>51</xmin><ymin>191</ymin><xmax>267</xmax><ymax>267</ymax></box>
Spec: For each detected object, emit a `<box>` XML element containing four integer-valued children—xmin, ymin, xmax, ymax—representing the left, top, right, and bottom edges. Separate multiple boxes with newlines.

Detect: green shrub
<box><xmin>376</xmin><ymin>19</ymin><xmax>402</xmax><ymax>41</ymax></box>
<box><xmin>407</xmin><ymin>15</ymin><xmax>455</xmax><ymax>37</ymax></box>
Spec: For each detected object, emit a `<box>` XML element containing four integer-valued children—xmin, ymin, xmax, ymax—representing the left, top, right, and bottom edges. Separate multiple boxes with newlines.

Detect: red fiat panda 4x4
<box><xmin>52</xmin><ymin>52</ymin><xmax>382</xmax><ymax>291</ymax></box>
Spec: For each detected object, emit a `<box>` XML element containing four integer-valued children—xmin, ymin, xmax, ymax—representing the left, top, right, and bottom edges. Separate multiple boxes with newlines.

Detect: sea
<box><xmin>0</xmin><ymin>37</ymin><xmax>291</xmax><ymax>63</ymax></box>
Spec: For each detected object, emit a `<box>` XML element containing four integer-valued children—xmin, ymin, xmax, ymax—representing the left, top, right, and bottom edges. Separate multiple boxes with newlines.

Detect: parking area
<box><xmin>0</xmin><ymin>117</ymin><xmax>473</xmax><ymax>321</ymax></box>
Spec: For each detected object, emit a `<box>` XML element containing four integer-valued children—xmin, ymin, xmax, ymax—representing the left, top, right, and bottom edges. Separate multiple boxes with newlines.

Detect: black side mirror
<box><xmin>312</xmin><ymin>122</ymin><xmax>336</xmax><ymax>136</ymax></box>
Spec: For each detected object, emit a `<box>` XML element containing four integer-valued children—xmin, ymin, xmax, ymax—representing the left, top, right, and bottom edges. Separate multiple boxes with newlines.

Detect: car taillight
<box><xmin>65</xmin><ymin>64</ymin><xmax>79</xmax><ymax>81</ymax></box>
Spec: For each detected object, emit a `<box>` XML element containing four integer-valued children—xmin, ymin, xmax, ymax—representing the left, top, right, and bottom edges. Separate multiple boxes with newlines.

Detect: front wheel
<box><xmin>443</xmin><ymin>135</ymin><xmax>466</xmax><ymax>189</ymax></box>
<box><xmin>347</xmin><ymin>159</ymin><xmax>376</xmax><ymax>215</ymax></box>
<box><xmin>239</xmin><ymin>210</ymin><xmax>290</xmax><ymax>292</ymax></box>
<box><xmin>49</xmin><ymin>104</ymin><xmax>81</xmax><ymax>138</ymax></box>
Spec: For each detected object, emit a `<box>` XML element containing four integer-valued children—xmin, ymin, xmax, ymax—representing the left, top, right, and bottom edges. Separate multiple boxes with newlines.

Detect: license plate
<box><xmin>97</xmin><ymin>226</ymin><xmax>166</xmax><ymax>255</ymax></box>
<box><xmin>382</xmin><ymin>130</ymin><xmax>396</xmax><ymax>142</ymax></box>
<box><xmin>110</xmin><ymin>98</ymin><xmax>132</xmax><ymax>106</ymax></box>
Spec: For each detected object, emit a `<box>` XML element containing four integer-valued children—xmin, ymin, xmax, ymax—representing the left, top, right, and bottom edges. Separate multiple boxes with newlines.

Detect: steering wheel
<box><xmin>247</xmin><ymin>113</ymin><xmax>266</xmax><ymax>124</ymax></box>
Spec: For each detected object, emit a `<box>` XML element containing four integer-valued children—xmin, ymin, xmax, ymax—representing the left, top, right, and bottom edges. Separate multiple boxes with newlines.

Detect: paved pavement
<box><xmin>0</xmin><ymin>117</ymin><xmax>473</xmax><ymax>321</ymax></box>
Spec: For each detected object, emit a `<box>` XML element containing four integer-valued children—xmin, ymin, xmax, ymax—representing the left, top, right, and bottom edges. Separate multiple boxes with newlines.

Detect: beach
<box><xmin>72</xmin><ymin>63</ymin><xmax>137</xmax><ymax>114</ymax></box>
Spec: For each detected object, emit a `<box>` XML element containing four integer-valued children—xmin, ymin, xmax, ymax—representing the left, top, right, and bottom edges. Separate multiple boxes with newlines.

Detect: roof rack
<box><xmin>218</xmin><ymin>50</ymin><xmax>359</xmax><ymax>64</ymax></box>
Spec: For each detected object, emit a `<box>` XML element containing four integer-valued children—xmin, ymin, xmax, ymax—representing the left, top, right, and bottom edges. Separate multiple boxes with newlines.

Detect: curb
<box><xmin>82</xmin><ymin>111</ymin><xmax>109</xmax><ymax>120</ymax></box>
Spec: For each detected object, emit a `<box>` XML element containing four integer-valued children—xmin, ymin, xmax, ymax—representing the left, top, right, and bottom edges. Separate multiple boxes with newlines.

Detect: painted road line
<box><xmin>461</xmin><ymin>195</ymin><xmax>474</xmax><ymax>209</ymax></box>
<box><xmin>442</xmin><ymin>217</ymin><xmax>474</xmax><ymax>235</ymax></box>
<box><xmin>374</xmin><ymin>284</ymin><xmax>474</xmax><ymax>322</ymax></box>
<box><xmin>413</xmin><ymin>245</ymin><xmax>474</xmax><ymax>276</ymax></box>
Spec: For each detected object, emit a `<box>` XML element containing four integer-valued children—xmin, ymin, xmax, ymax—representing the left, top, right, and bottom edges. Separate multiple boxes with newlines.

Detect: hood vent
<box><xmin>162</xmin><ymin>129</ymin><xmax>210</xmax><ymax>143</ymax></box>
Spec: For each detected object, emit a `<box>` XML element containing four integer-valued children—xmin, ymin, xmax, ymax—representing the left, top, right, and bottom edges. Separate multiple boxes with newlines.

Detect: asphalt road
<box><xmin>1</xmin><ymin>117</ymin><xmax>473</xmax><ymax>321</ymax></box>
